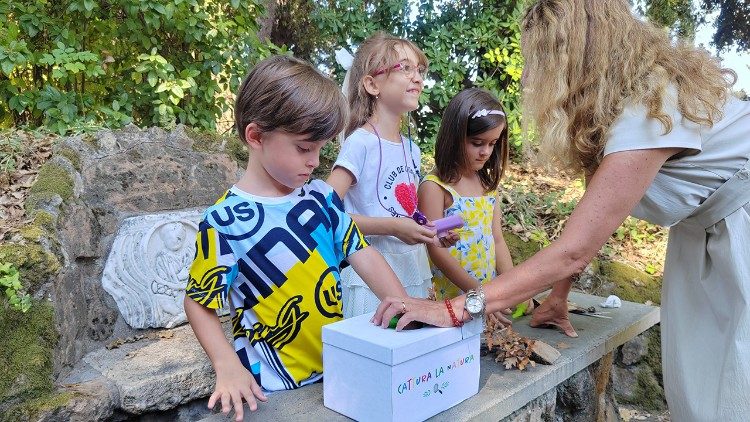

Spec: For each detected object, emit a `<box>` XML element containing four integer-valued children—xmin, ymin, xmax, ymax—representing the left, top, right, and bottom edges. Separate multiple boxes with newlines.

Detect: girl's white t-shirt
<box><xmin>334</xmin><ymin>128</ymin><xmax>423</xmax><ymax>219</ymax></box>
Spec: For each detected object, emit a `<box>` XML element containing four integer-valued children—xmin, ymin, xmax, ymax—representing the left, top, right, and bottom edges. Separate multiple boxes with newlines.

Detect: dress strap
<box><xmin>421</xmin><ymin>174</ymin><xmax>459</xmax><ymax>200</ymax></box>
<box><xmin>682</xmin><ymin>158</ymin><xmax>750</xmax><ymax>229</ymax></box>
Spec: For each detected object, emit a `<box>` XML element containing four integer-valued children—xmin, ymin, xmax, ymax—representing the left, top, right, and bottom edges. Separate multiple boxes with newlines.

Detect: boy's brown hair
<box><xmin>235</xmin><ymin>55</ymin><xmax>347</xmax><ymax>142</ymax></box>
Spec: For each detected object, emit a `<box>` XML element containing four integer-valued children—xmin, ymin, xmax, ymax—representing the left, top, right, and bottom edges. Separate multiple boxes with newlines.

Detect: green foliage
<box><xmin>308</xmin><ymin>0</ymin><xmax>525</xmax><ymax>154</ymax></box>
<box><xmin>0</xmin><ymin>132</ymin><xmax>23</xmax><ymax>173</ymax></box>
<box><xmin>636</xmin><ymin>0</ymin><xmax>750</xmax><ymax>52</ymax></box>
<box><xmin>0</xmin><ymin>262</ymin><xmax>30</xmax><ymax>312</ymax></box>
<box><xmin>1</xmin><ymin>0</ymin><xmax>269</xmax><ymax>134</ymax></box>
<box><xmin>614</xmin><ymin>217</ymin><xmax>663</xmax><ymax>246</ymax></box>
<box><xmin>500</xmin><ymin>176</ymin><xmax>579</xmax><ymax>243</ymax></box>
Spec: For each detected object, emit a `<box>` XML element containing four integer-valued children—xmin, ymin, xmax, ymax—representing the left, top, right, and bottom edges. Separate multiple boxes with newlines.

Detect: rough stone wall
<box><xmin>27</xmin><ymin>125</ymin><xmax>241</xmax><ymax>377</ymax></box>
<box><xmin>502</xmin><ymin>353</ymin><xmax>620</xmax><ymax>422</ymax></box>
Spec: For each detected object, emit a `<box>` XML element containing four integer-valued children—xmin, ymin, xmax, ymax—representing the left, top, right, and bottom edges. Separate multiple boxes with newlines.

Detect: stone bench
<box><xmin>195</xmin><ymin>292</ymin><xmax>659</xmax><ymax>421</ymax></box>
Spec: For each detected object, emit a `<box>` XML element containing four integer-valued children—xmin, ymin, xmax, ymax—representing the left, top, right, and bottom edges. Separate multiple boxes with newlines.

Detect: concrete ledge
<box><xmin>199</xmin><ymin>292</ymin><xmax>660</xmax><ymax>421</ymax></box>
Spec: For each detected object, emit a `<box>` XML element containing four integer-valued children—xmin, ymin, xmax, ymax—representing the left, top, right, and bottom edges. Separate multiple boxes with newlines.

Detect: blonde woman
<box><xmin>373</xmin><ymin>1</ymin><xmax>750</xmax><ymax>420</ymax></box>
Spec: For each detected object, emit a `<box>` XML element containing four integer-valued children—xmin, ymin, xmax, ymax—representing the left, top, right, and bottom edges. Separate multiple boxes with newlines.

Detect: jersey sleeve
<box><xmin>333</xmin><ymin>131</ymin><xmax>367</xmax><ymax>184</ymax></box>
<box><xmin>328</xmin><ymin>188</ymin><xmax>368</xmax><ymax>261</ymax></box>
<box><xmin>186</xmin><ymin>219</ymin><xmax>239</xmax><ymax>310</ymax></box>
<box><xmin>604</xmin><ymin>89</ymin><xmax>703</xmax><ymax>157</ymax></box>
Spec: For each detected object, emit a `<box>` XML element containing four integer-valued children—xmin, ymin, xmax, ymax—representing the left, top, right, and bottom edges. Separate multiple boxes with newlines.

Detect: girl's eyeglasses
<box><xmin>372</xmin><ymin>62</ymin><xmax>428</xmax><ymax>79</ymax></box>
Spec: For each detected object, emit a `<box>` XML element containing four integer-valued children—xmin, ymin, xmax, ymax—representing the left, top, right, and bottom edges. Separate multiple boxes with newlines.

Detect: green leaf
<box><xmin>171</xmin><ymin>86</ymin><xmax>184</xmax><ymax>98</ymax></box>
<box><xmin>1</xmin><ymin>61</ymin><xmax>14</xmax><ymax>75</ymax></box>
<box><xmin>147</xmin><ymin>72</ymin><xmax>157</xmax><ymax>87</ymax></box>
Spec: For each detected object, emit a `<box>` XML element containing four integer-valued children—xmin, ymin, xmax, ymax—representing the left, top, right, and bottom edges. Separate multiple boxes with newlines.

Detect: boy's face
<box><xmin>256</xmin><ymin>129</ymin><xmax>327</xmax><ymax>194</ymax></box>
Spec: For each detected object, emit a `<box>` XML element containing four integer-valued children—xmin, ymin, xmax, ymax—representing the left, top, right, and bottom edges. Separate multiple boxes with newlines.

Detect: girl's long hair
<box><xmin>521</xmin><ymin>0</ymin><xmax>735</xmax><ymax>175</ymax></box>
<box><xmin>345</xmin><ymin>32</ymin><xmax>428</xmax><ymax>137</ymax></box>
<box><xmin>434</xmin><ymin>88</ymin><xmax>509</xmax><ymax>192</ymax></box>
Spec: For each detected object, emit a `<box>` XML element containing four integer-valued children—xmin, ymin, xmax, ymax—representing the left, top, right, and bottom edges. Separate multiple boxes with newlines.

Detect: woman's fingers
<box><xmin>491</xmin><ymin>311</ymin><xmax>513</xmax><ymax>327</ymax></box>
<box><xmin>372</xmin><ymin>297</ymin><xmax>398</xmax><ymax>325</ymax></box>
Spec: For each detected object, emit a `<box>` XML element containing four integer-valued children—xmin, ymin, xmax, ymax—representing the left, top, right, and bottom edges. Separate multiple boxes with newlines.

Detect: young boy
<box><xmin>184</xmin><ymin>55</ymin><xmax>409</xmax><ymax>421</ymax></box>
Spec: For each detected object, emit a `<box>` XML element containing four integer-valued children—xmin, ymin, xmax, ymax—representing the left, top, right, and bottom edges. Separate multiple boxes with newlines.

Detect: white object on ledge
<box><xmin>600</xmin><ymin>295</ymin><xmax>623</xmax><ymax>308</ymax></box>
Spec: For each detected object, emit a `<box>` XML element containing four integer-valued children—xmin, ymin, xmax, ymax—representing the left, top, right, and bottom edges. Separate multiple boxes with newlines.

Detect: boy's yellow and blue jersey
<box><xmin>186</xmin><ymin>180</ymin><xmax>368</xmax><ymax>391</ymax></box>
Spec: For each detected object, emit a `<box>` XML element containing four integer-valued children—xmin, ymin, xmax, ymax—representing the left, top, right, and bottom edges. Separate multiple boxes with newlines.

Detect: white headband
<box><xmin>471</xmin><ymin>109</ymin><xmax>505</xmax><ymax>119</ymax></box>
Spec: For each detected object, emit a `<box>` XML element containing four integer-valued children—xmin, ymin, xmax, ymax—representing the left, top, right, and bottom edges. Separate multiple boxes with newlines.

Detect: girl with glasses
<box><xmin>327</xmin><ymin>32</ymin><xmax>457</xmax><ymax>318</ymax></box>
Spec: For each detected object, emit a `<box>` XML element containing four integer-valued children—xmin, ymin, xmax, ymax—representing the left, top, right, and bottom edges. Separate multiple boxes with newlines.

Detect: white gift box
<box><xmin>322</xmin><ymin>313</ymin><xmax>482</xmax><ymax>422</ymax></box>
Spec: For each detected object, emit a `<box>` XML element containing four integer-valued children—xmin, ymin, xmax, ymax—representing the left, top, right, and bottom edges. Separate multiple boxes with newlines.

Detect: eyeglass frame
<box><xmin>371</xmin><ymin>61</ymin><xmax>428</xmax><ymax>79</ymax></box>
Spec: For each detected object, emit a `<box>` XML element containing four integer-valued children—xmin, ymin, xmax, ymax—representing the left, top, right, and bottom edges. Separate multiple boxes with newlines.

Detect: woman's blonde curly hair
<box><xmin>521</xmin><ymin>0</ymin><xmax>736</xmax><ymax>175</ymax></box>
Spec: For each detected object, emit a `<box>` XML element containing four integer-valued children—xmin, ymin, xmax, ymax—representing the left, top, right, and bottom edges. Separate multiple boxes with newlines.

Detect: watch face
<box><xmin>466</xmin><ymin>296</ymin><xmax>482</xmax><ymax>314</ymax></box>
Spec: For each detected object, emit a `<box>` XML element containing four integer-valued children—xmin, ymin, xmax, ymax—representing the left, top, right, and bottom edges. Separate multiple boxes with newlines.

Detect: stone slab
<box><xmin>198</xmin><ymin>292</ymin><xmax>659</xmax><ymax>421</ymax></box>
<box><xmin>71</xmin><ymin>324</ymin><xmax>216</xmax><ymax>414</ymax></box>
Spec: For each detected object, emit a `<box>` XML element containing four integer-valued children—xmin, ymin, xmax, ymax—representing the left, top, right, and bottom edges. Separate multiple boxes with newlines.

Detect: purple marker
<box><xmin>433</xmin><ymin>214</ymin><xmax>464</xmax><ymax>237</ymax></box>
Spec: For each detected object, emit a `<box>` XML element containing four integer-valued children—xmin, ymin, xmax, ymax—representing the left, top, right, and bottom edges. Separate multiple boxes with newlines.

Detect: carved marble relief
<box><xmin>102</xmin><ymin>210</ymin><xmax>203</xmax><ymax>328</ymax></box>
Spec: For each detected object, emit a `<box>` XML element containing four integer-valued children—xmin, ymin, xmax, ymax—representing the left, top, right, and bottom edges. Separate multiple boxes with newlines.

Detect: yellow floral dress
<box><xmin>422</xmin><ymin>175</ymin><xmax>497</xmax><ymax>300</ymax></box>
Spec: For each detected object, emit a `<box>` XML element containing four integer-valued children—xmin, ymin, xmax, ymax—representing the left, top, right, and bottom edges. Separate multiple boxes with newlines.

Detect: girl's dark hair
<box><xmin>434</xmin><ymin>88</ymin><xmax>509</xmax><ymax>192</ymax></box>
<box><xmin>235</xmin><ymin>55</ymin><xmax>347</xmax><ymax>142</ymax></box>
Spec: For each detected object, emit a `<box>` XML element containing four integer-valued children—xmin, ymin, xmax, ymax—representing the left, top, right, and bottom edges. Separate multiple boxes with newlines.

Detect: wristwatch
<box><xmin>464</xmin><ymin>284</ymin><xmax>485</xmax><ymax>320</ymax></box>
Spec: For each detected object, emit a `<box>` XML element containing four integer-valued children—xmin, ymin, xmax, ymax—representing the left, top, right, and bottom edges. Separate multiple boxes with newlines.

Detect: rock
<box><xmin>620</xmin><ymin>334</ymin><xmax>648</xmax><ymax>366</ymax></box>
<box><xmin>24</xmin><ymin>125</ymin><xmax>242</xmax><ymax>375</ymax></box>
<box><xmin>555</xmin><ymin>367</ymin><xmax>597</xmax><ymax>421</ymax></box>
<box><xmin>101</xmin><ymin>210</ymin><xmax>203</xmax><ymax>329</ymax></box>
<box><xmin>612</xmin><ymin>366</ymin><xmax>638</xmax><ymax>402</ymax></box>
<box><xmin>66</xmin><ymin>324</ymin><xmax>216</xmax><ymax>415</ymax></box>
<box><xmin>502</xmin><ymin>388</ymin><xmax>556</xmax><ymax>422</ymax></box>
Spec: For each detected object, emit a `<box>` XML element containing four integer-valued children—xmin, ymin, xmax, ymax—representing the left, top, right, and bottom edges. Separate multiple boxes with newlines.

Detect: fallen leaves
<box><xmin>0</xmin><ymin>130</ymin><xmax>56</xmax><ymax>240</ymax></box>
<box><xmin>484</xmin><ymin>317</ymin><xmax>536</xmax><ymax>371</ymax></box>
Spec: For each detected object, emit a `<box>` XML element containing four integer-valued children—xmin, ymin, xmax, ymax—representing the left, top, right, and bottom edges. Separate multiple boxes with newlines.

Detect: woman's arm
<box><xmin>418</xmin><ymin>180</ymin><xmax>479</xmax><ymax>291</ymax></box>
<box><xmin>327</xmin><ymin>166</ymin><xmax>437</xmax><ymax>244</ymax></box>
<box><xmin>374</xmin><ymin>148</ymin><xmax>680</xmax><ymax>329</ymax></box>
<box><xmin>492</xmin><ymin>195</ymin><xmax>514</xmax><ymax>275</ymax></box>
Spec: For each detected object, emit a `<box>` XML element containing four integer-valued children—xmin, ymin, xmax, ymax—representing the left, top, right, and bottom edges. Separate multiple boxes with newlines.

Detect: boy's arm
<box><xmin>184</xmin><ymin>297</ymin><xmax>267</xmax><ymax>421</ymax></box>
<box><xmin>346</xmin><ymin>247</ymin><xmax>408</xmax><ymax>299</ymax></box>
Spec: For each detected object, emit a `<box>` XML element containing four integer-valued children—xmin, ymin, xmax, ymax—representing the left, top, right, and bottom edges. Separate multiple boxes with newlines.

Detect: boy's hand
<box><xmin>392</xmin><ymin>217</ymin><xmax>437</xmax><ymax>245</ymax></box>
<box><xmin>209</xmin><ymin>360</ymin><xmax>268</xmax><ymax>421</ymax></box>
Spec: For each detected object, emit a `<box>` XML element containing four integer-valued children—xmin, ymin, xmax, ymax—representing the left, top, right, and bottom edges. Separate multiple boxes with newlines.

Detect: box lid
<box><xmin>322</xmin><ymin>313</ymin><xmax>482</xmax><ymax>365</ymax></box>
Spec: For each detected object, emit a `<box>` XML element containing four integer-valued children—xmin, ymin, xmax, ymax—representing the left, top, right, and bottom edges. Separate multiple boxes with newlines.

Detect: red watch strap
<box><xmin>445</xmin><ymin>299</ymin><xmax>463</xmax><ymax>327</ymax></box>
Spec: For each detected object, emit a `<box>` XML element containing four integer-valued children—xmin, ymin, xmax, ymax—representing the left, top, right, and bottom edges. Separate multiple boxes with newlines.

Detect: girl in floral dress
<box><xmin>418</xmin><ymin>88</ymin><xmax>531</xmax><ymax>323</ymax></box>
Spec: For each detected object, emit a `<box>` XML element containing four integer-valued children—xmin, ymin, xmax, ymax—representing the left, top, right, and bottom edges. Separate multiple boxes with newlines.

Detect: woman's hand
<box><xmin>529</xmin><ymin>296</ymin><xmax>578</xmax><ymax>338</ymax></box>
<box><xmin>372</xmin><ymin>296</ymin><xmax>461</xmax><ymax>330</ymax></box>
